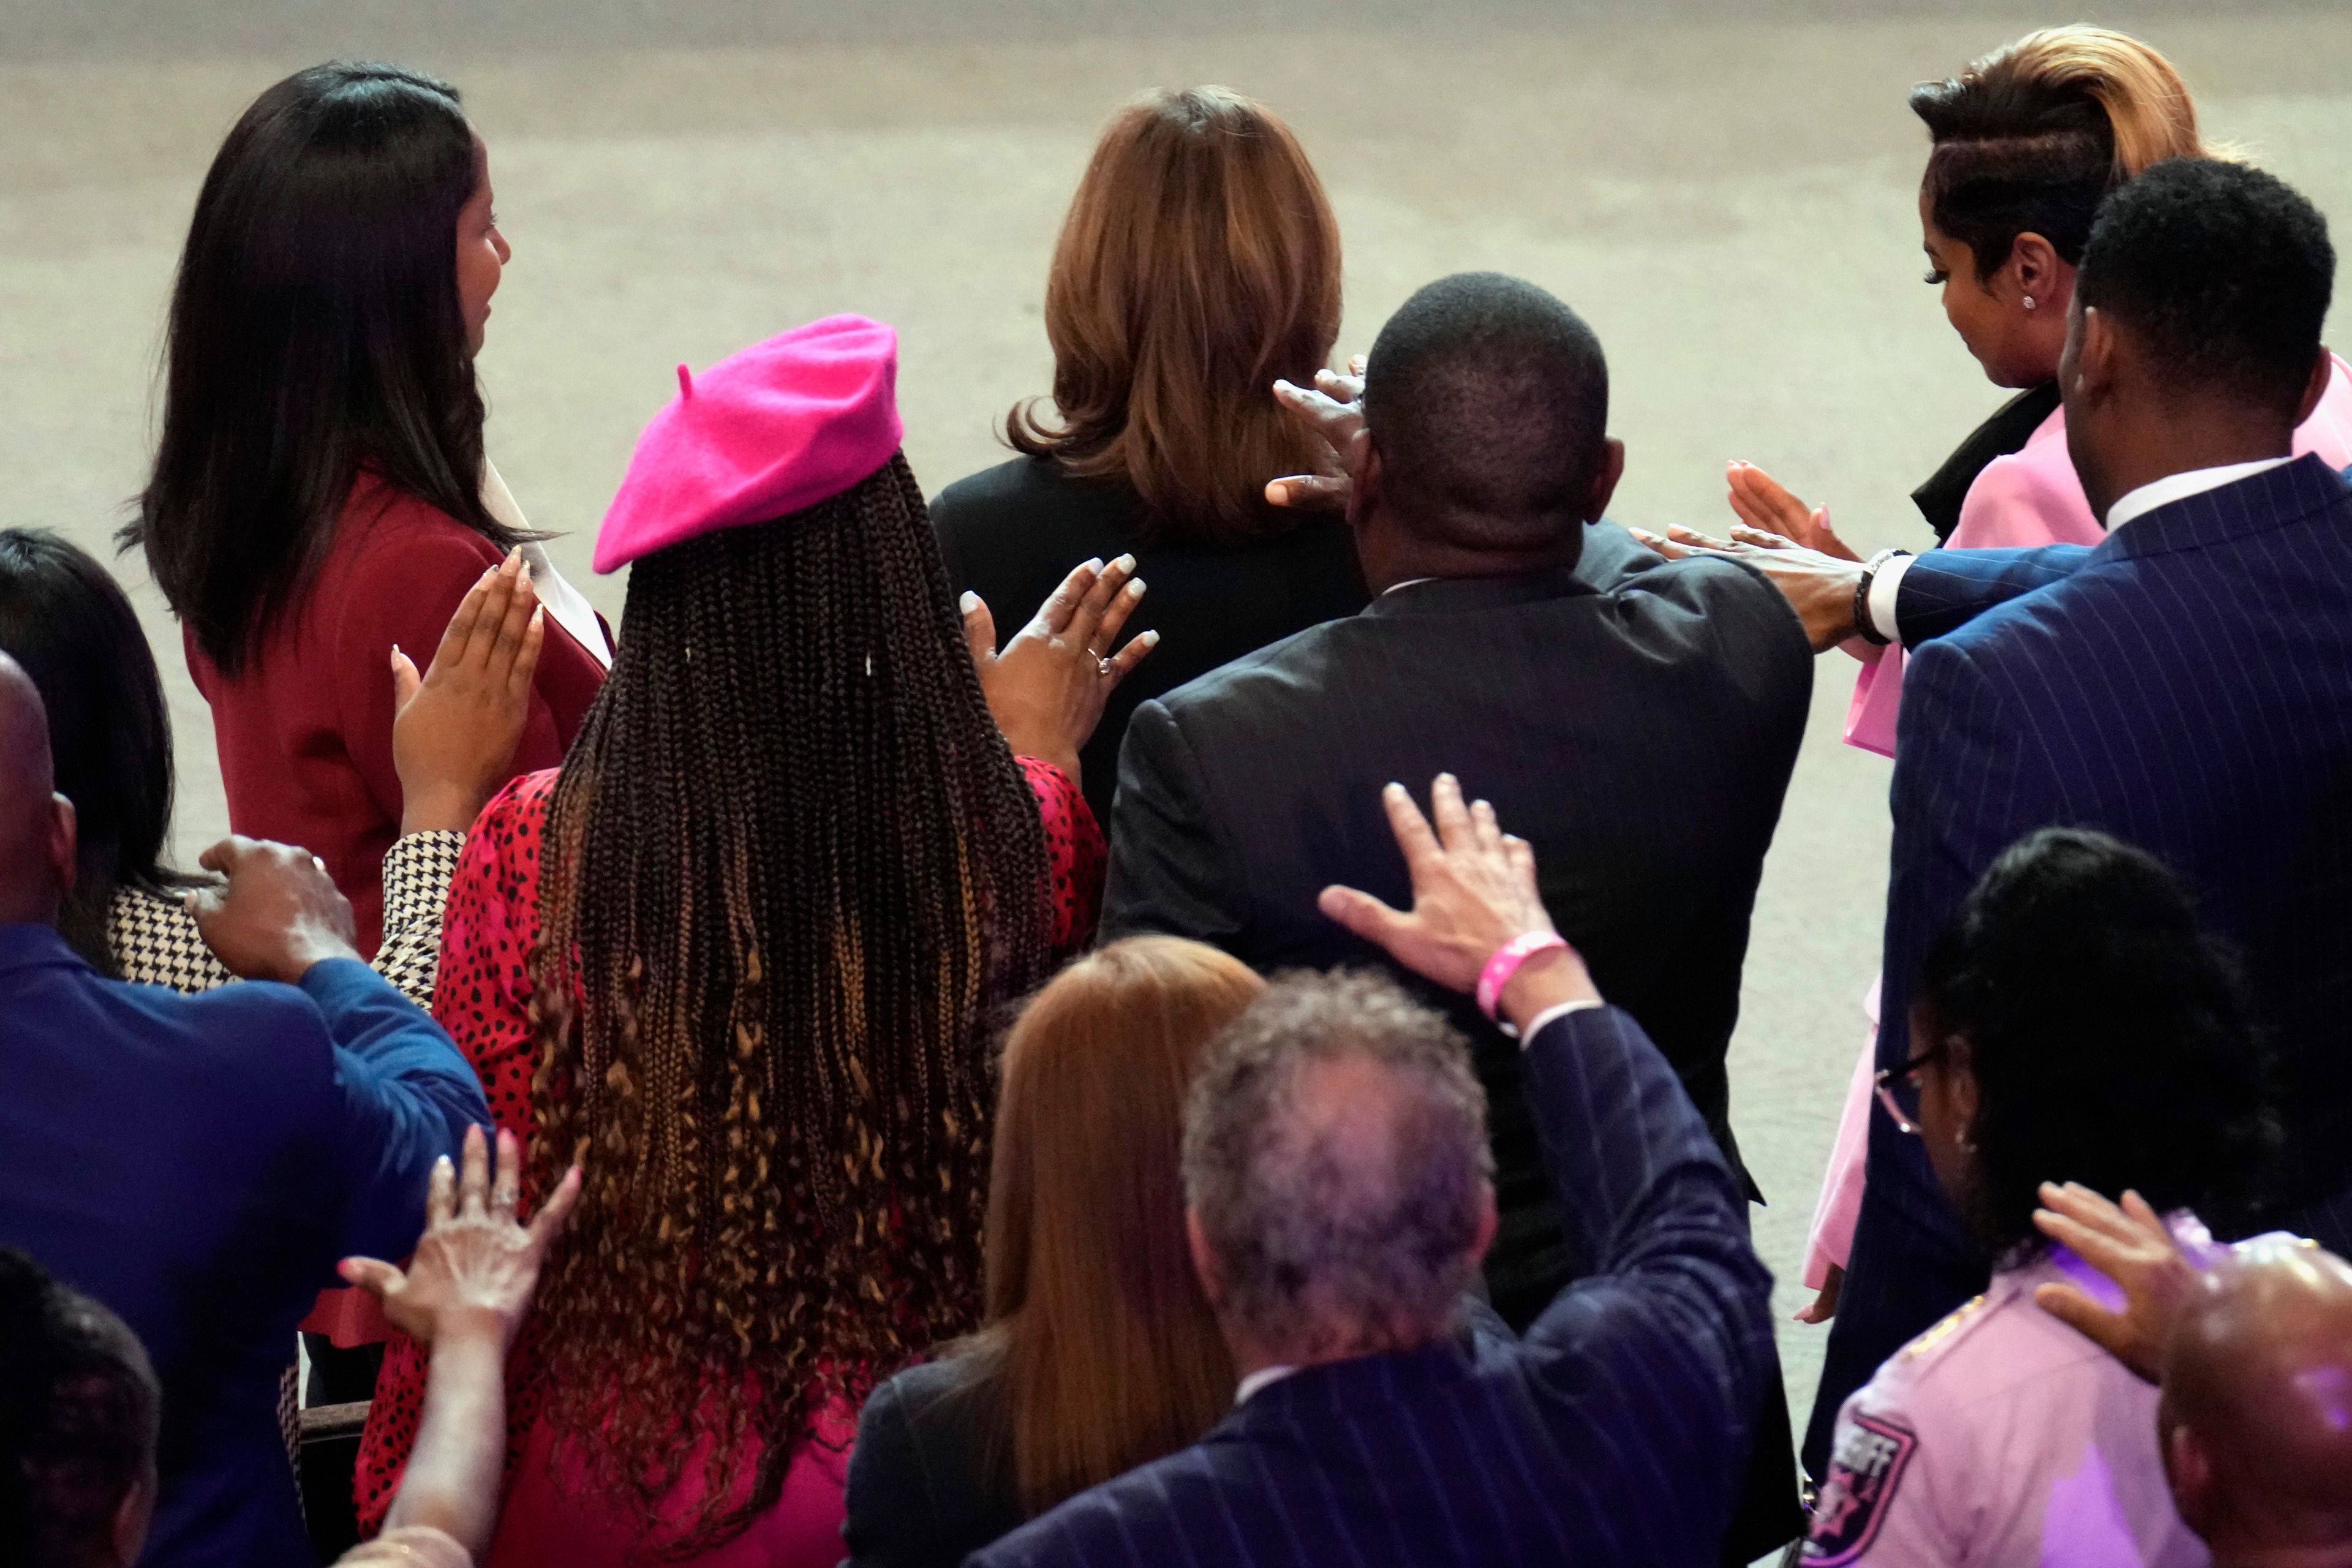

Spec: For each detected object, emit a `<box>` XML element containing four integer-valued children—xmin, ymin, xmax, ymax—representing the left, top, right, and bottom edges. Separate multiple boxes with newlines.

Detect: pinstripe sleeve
<box><xmin>1893</xmin><ymin>546</ymin><xmax>2089</xmax><ymax>646</ymax></box>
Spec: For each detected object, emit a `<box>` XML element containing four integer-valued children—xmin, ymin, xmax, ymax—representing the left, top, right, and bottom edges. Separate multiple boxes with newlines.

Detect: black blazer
<box><xmin>930</xmin><ymin>457</ymin><xmax>1371</xmax><ymax>825</ymax></box>
<box><xmin>1102</xmin><ymin>523</ymin><xmax>1812</xmax><ymax>1325</ymax></box>
<box><xmin>967</xmin><ymin>1005</ymin><xmax>1777</xmax><ymax>1568</ymax></box>
<box><xmin>841</xmin><ymin>1355</ymin><xmax>1021</xmax><ymax>1568</ymax></box>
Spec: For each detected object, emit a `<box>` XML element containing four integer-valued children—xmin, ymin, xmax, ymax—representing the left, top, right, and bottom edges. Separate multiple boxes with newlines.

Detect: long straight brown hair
<box><xmin>967</xmin><ymin>937</ymin><xmax>1261</xmax><ymax>1516</ymax></box>
<box><xmin>1007</xmin><ymin>87</ymin><xmax>1342</xmax><ymax>547</ymax></box>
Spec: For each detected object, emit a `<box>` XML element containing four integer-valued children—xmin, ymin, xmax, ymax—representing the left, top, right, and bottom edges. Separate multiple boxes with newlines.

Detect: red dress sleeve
<box><xmin>329</xmin><ymin>510</ymin><xmax>573</xmax><ymax>829</ymax></box>
<box><xmin>1019</xmin><ymin>756</ymin><xmax>1103</xmax><ymax>956</ymax></box>
<box><xmin>353</xmin><ymin>771</ymin><xmax>558</xmax><ymax>1534</ymax></box>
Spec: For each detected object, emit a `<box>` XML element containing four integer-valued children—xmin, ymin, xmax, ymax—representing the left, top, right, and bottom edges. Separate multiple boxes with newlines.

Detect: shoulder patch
<box><xmin>1801</xmin><ymin>1412</ymin><xmax>1919</xmax><ymax>1566</ymax></box>
<box><xmin>1900</xmin><ymin>1294</ymin><xmax>1988</xmax><ymax>1362</ymax></box>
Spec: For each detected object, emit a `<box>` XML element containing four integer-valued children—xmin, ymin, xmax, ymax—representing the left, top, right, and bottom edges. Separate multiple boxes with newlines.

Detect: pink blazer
<box><xmin>1802</xmin><ymin>355</ymin><xmax>2352</xmax><ymax>1290</ymax></box>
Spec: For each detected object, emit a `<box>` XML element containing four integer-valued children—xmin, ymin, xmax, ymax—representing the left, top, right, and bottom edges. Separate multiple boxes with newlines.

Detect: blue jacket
<box><xmin>0</xmin><ymin>925</ymin><xmax>488</xmax><ymax>1568</ymax></box>
<box><xmin>1808</xmin><ymin>454</ymin><xmax>2352</xmax><ymax>1466</ymax></box>
<box><xmin>967</xmin><ymin>1003</ymin><xmax>1776</xmax><ymax>1568</ymax></box>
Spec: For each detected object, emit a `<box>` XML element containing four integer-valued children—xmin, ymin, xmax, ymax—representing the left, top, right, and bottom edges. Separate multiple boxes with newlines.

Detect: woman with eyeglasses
<box><xmin>1803</xmin><ymin>827</ymin><xmax>2274</xmax><ymax>1566</ymax></box>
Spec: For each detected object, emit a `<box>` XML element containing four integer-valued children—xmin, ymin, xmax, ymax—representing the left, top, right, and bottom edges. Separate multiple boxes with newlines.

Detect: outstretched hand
<box><xmin>1726</xmin><ymin>461</ymin><xmax>1858</xmax><ymax>561</ymax></box>
<box><xmin>1265</xmin><ymin>356</ymin><xmax>1368</xmax><ymax>511</ymax></box>
<box><xmin>2030</xmin><ymin>1183</ymin><xmax>2198</xmax><ymax>1384</ymax></box>
<box><xmin>1317</xmin><ymin>775</ymin><xmax>1597</xmax><ymax>1022</ymax></box>
<box><xmin>391</xmin><ymin>548</ymin><xmax>546</xmax><ymax>835</ymax></box>
<box><xmin>1626</xmin><ymin>521</ymin><xmax>1868</xmax><ymax>652</ymax></box>
<box><xmin>341</xmin><ymin>1125</ymin><xmax>581</xmax><ymax>1354</ymax></box>
<box><xmin>963</xmin><ymin>555</ymin><xmax>1157</xmax><ymax>786</ymax></box>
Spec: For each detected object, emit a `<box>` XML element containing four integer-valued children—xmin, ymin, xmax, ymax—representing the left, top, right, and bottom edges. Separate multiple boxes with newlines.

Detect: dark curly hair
<box><xmin>0</xmin><ymin>1248</ymin><xmax>160</xmax><ymax>1568</ymax></box>
<box><xmin>2078</xmin><ymin>156</ymin><xmax>2334</xmax><ymax>420</ymax></box>
<box><xmin>1917</xmin><ymin>828</ymin><xmax>2278</xmax><ymax>1262</ymax></box>
<box><xmin>521</xmin><ymin>453</ymin><xmax>1054</xmax><ymax>1556</ymax></box>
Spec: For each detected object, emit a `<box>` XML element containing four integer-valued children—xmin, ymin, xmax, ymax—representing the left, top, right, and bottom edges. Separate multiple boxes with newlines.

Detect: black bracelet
<box><xmin>1852</xmin><ymin>549</ymin><xmax>1911</xmax><ymax>646</ymax></box>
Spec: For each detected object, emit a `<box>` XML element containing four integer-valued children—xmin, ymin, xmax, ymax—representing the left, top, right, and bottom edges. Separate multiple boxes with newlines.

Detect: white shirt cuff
<box><xmin>1519</xmin><ymin>997</ymin><xmax>1605</xmax><ymax>1045</ymax></box>
<box><xmin>1866</xmin><ymin>552</ymin><xmax>1915</xmax><ymax>645</ymax></box>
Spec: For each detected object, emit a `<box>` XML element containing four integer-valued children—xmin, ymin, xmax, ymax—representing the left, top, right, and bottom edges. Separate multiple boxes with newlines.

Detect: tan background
<box><xmin>5</xmin><ymin>0</ymin><xmax>2349</xmax><ymax>1465</ymax></box>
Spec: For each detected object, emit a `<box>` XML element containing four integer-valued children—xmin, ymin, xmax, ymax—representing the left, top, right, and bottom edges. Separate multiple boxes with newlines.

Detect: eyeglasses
<box><xmin>1872</xmin><ymin>1040</ymin><xmax>1948</xmax><ymax>1137</ymax></box>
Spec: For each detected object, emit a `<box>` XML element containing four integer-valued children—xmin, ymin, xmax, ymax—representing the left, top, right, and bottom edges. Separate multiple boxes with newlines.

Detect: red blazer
<box><xmin>189</xmin><ymin>473</ymin><xmax>608</xmax><ymax>956</ymax></box>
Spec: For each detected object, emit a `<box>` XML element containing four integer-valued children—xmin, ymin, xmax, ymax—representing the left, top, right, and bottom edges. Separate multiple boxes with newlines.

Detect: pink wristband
<box><xmin>1476</xmin><ymin>930</ymin><xmax>1569</xmax><ymax>1023</ymax></box>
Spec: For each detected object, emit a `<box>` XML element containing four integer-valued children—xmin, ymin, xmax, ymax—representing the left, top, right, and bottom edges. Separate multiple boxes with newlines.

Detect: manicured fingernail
<box><xmin>1082</xmin><ymin>557</ymin><xmax>1103</xmax><ymax>573</ymax></box>
<box><xmin>1113</xmin><ymin>554</ymin><xmax>1136</xmax><ymax>573</ymax></box>
<box><xmin>959</xmin><ymin>590</ymin><xmax>979</xmax><ymax>614</ymax></box>
<box><xmin>1125</xmin><ymin>579</ymin><xmax>1145</xmax><ymax>598</ymax></box>
<box><xmin>1140</xmin><ymin>629</ymin><xmax>1161</xmax><ymax>646</ymax></box>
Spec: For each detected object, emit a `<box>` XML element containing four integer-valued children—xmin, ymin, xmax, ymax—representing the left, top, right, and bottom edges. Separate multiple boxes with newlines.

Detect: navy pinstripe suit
<box><xmin>1806</xmin><ymin>454</ymin><xmax>2352</xmax><ymax>1471</ymax></box>
<box><xmin>965</xmin><ymin>1003</ymin><xmax>1776</xmax><ymax>1568</ymax></box>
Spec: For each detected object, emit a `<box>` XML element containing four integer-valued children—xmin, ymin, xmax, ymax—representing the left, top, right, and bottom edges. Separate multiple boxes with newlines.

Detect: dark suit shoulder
<box><xmin>848</xmin><ymin>1354</ymin><xmax>1021</xmax><ymax>1568</ymax></box>
<box><xmin>930</xmin><ymin>458</ymin><xmax>1143</xmax><ymax>554</ymax></box>
<box><xmin>968</xmin><ymin>1434</ymin><xmax>1261</xmax><ymax>1568</ymax></box>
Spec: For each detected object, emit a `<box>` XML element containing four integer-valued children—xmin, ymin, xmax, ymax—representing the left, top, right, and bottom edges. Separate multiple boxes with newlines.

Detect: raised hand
<box><xmin>341</xmin><ymin>1125</ymin><xmax>582</xmax><ymax>1354</ymax></box>
<box><xmin>1266</xmin><ymin>356</ymin><xmax>1368</xmax><ymax>511</ymax></box>
<box><xmin>1318</xmin><ymin>774</ymin><xmax>1597</xmax><ymax>1023</ymax></box>
<box><xmin>185</xmin><ymin>835</ymin><xmax>360</xmax><ymax>983</ymax></box>
<box><xmin>962</xmin><ymin>555</ymin><xmax>1158</xmax><ymax>786</ymax></box>
<box><xmin>1627</xmin><ymin>521</ymin><xmax>1869</xmax><ymax>652</ymax></box>
<box><xmin>2030</xmin><ymin>1182</ymin><xmax>2198</xmax><ymax>1384</ymax></box>
<box><xmin>1727</xmin><ymin>461</ymin><xmax>1859</xmax><ymax>562</ymax></box>
<box><xmin>391</xmin><ymin>548</ymin><xmax>546</xmax><ymax>835</ymax></box>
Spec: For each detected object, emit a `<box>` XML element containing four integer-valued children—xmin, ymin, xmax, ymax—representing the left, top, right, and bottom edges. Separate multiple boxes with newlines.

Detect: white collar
<box><xmin>1234</xmin><ymin>1365</ymin><xmax>1298</xmax><ymax>1406</ymax></box>
<box><xmin>2104</xmin><ymin>457</ymin><xmax>2293</xmax><ymax>532</ymax></box>
<box><xmin>1379</xmin><ymin>577</ymin><xmax>1436</xmax><ymax>597</ymax></box>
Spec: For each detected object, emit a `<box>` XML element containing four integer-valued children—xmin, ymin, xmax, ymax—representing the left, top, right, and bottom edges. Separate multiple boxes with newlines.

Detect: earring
<box><xmin>2022</xmin><ymin>295</ymin><xmax>2037</xmax><ymax>311</ymax></box>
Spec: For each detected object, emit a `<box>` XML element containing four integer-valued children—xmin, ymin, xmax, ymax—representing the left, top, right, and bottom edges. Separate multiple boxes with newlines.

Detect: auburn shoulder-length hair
<box><xmin>964</xmin><ymin>937</ymin><xmax>1262</xmax><ymax>1517</ymax></box>
<box><xmin>1008</xmin><ymin>87</ymin><xmax>1342</xmax><ymax>547</ymax></box>
<box><xmin>1912</xmin><ymin>26</ymin><xmax>2212</xmax><ymax>281</ymax></box>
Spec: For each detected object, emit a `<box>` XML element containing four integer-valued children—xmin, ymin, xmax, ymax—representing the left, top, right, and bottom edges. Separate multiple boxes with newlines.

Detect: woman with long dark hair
<box><xmin>843</xmin><ymin>937</ymin><xmax>1261</xmax><ymax>1566</ymax></box>
<box><xmin>355</xmin><ymin>317</ymin><xmax>1147</xmax><ymax>1566</ymax></box>
<box><xmin>126</xmin><ymin>60</ymin><xmax>611</xmax><ymax>960</ymax></box>
<box><xmin>929</xmin><ymin>86</ymin><xmax>1367</xmax><ymax>824</ymax></box>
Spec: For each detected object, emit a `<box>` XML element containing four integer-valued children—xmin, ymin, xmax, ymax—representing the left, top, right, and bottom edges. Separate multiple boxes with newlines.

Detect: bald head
<box><xmin>2162</xmin><ymin>1238</ymin><xmax>2352</xmax><ymax>1559</ymax></box>
<box><xmin>0</xmin><ymin>652</ymin><xmax>74</xmax><ymax>926</ymax></box>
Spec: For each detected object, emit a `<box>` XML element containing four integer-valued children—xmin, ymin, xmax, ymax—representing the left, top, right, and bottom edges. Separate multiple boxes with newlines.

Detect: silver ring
<box><xmin>1096</xmin><ymin>657</ymin><xmax>1112</xmax><ymax>679</ymax></box>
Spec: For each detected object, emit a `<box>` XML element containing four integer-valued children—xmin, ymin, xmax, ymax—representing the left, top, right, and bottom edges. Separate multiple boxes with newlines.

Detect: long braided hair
<box><xmin>520</xmin><ymin>451</ymin><xmax>1052</xmax><ymax>1554</ymax></box>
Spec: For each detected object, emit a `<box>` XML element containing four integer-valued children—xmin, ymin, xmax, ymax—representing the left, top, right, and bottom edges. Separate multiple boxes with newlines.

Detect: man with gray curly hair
<box><xmin>972</xmin><ymin>775</ymin><xmax>1776</xmax><ymax>1567</ymax></box>
<box><xmin>1178</xmin><ymin>968</ymin><xmax>1496</xmax><ymax>1368</ymax></box>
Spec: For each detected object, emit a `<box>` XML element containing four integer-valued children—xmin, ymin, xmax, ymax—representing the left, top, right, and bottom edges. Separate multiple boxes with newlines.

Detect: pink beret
<box><xmin>594</xmin><ymin>314</ymin><xmax>905</xmax><ymax>574</ymax></box>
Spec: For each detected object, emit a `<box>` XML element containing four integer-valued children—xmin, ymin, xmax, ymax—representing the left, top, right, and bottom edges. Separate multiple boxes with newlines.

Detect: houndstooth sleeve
<box><xmin>108</xmin><ymin>884</ymin><xmax>235</xmax><ymax>992</ymax></box>
<box><xmin>374</xmin><ymin>829</ymin><xmax>466</xmax><ymax>1006</ymax></box>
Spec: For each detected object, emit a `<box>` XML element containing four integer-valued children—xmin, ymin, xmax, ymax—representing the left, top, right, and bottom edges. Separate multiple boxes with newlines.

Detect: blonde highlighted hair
<box><xmin>1008</xmin><ymin>87</ymin><xmax>1342</xmax><ymax>547</ymax></box>
<box><xmin>1912</xmin><ymin>26</ymin><xmax>2215</xmax><ymax>279</ymax></box>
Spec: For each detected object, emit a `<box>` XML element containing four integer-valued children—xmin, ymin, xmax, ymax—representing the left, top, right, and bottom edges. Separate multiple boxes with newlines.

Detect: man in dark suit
<box><xmin>976</xmin><ymin>778</ymin><xmax>1774</xmax><ymax>1568</ymax></box>
<box><xmin>0</xmin><ymin>652</ymin><xmax>488</xmax><ymax>1568</ymax></box>
<box><xmin>1103</xmin><ymin>275</ymin><xmax>1810</xmax><ymax>1553</ymax></box>
<box><xmin>1104</xmin><ymin>271</ymin><xmax>1811</xmax><ymax>1316</ymax></box>
<box><xmin>1649</xmin><ymin>158</ymin><xmax>2352</xmax><ymax>1476</ymax></box>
